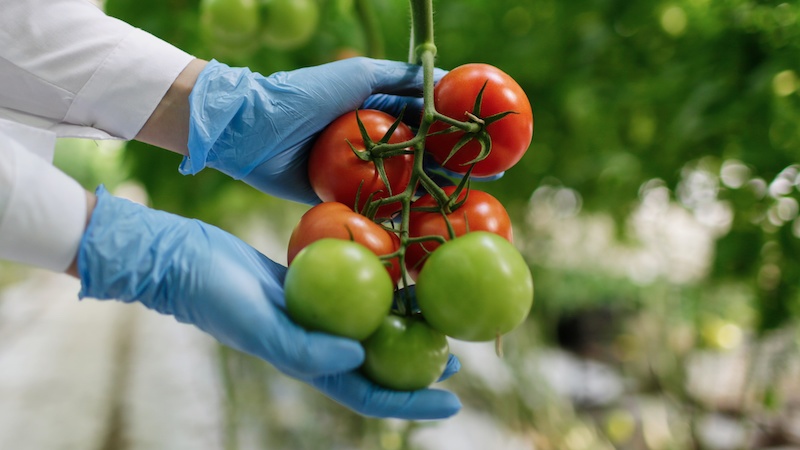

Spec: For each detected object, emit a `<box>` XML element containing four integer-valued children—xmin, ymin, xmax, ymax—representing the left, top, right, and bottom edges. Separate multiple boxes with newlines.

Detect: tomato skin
<box><xmin>285</xmin><ymin>239</ymin><xmax>394</xmax><ymax>341</ymax></box>
<box><xmin>361</xmin><ymin>314</ymin><xmax>450</xmax><ymax>391</ymax></box>
<box><xmin>259</xmin><ymin>0</ymin><xmax>319</xmax><ymax>50</ymax></box>
<box><xmin>425</xmin><ymin>63</ymin><xmax>533</xmax><ymax>177</ymax></box>
<box><xmin>415</xmin><ymin>232</ymin><xmax>534</xmax><ymax>342</ymax></box>
<box><xmin>309</xmin><ymin>110</ymin><xmax>414</xmax><ymax>219</ymax></box>
<box><xmin>200</xmin><ymin>0</ymin><xmax>261</xmax><ymax>46</ymax></box>
<box><xmin>287</xmin><ymin>202</ymin><xmax>401</xmax><ymax>284</ymax></box>
<box><xmin>405</xmin><ymin>186</ymin><xmax>513</xmax><ymax>280</ymax></box>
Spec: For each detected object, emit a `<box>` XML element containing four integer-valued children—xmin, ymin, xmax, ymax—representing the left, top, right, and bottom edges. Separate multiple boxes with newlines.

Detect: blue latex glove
<box><xmin>77</xmin><ymin>186</ymin><xmax>461</xmax><ymax>420</ymax></box>
<box><xmin>182</xmin><ymin>57</ymin><xmax>440</xmax><ymax>205</ymax></box>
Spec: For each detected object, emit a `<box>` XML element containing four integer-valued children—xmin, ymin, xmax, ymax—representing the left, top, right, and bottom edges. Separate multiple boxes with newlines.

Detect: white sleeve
<box><xmin>0</xmin><ymin>0</ymin><xmax>195</xmax><ymax>140</ymax></box>
<box><xmin>0</xmin><ymin>119</ymin><xmax>87</xmax><ymax>272</ymax></box>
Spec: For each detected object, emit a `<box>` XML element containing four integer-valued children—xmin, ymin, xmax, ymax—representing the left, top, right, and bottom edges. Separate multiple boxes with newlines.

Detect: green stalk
<box><xmin>430</xmin><ymin>112</ymin><xmax>482</xmax><ymax>133</ymax></box>
<box><xmin>376</xmin><ymin>0</ymin><xmax>455</xmax><ymax>315</ymax></box>
<box><xmin>355</xmin><ymin>0</ymin><xmax>386</xmax><ymax>58</ymax></box>
<box><xmin>408</xmin><ymin>0</ymin><xmax>435</xmax><ymax>64</ymax></box>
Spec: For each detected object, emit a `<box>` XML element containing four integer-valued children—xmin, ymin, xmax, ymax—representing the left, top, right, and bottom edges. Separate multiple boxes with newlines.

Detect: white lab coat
<box><xmin>0</xmin><ymin>0</ymin><xmax>194</xmax><ymax>271</ymax></box>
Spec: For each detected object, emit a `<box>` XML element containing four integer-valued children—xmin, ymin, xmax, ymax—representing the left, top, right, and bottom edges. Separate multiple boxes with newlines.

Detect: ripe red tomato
<box><xmin>309</xmin><ymin>110</ymin><xmax>414</xmax><ymax>219</ymax></box>
<box><xmin>405</xmin><ymin>186</ymin><xmax>513</xmax><ymax>280</ymax></box>
<box><xmin>415</xmin><ymin>232</ymin><xmax>534</xmax><ymax>342</ymax></box>
<box><xmin>425</xmin><ymin>63</ymin><xmax>533</xmax><ymax>177</ymax></box>
<box><xmin>287</xmin><ymin>202</ymin><xmax>401</xmax><ymax>284</ymax></box>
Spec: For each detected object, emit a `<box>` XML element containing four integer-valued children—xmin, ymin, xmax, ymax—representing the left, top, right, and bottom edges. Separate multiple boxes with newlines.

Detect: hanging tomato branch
<box><xmin>284</xmin><ymin>0</ymin><xmax>535</xmax><ymax>391</ymax></box>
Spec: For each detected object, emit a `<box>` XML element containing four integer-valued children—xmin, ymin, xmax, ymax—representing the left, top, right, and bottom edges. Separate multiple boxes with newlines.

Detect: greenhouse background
<box><xmin>3</xmin><ymin>0</ymin><xmax>800</xmax><ymax>449</ymax></box>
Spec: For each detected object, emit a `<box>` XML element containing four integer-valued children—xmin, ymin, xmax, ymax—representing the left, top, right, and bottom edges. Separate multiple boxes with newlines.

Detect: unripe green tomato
<box><xmin>415</xmin><ymin>232</ymin><xmax>534</xmax><ymax>342</ymax></box>
<box><xmin>200</xmin><ymin>0</ymin><xmax>261</xmax><ymax>47</ymax></box>
<box><xmin>361</xmin><ymin>314</ymin><xmax>450</xmax><ymax>391</ymax></box>
<box><xmin>259</xmin><ymin>0</ymin><xmax>320</xmax><ymax>50</ymax></box>
<box><xmin>285</xmin><ymin>239</ymin><xmax>393</xmax><ymax>341</ymax></box>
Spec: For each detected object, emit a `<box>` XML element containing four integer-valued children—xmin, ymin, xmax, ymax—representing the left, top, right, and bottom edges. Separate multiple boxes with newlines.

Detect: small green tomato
<box><xmin>361</xmin><ymin>314</ymin><xmax>450</xmax><ymax>391</ymax></box>
<box><xmin>284</xmin><ymin>239</ymin><xmax>393</xmax><ymax>341</ymax></box>
<box><xmin>415</xmin><ymin>232</ymin><xmax>534</xmax><ymax>342</ymax></box>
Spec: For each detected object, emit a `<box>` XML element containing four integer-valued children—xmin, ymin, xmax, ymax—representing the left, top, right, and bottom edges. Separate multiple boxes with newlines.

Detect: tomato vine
<box><xmin>349</xmin><ymin>0</ymin><xmax>516</xmax><ymax>316</ymax></box>
<box><xmin>295</xmin><ymin>0</ymin><xmax>534</xmax><ymax>356</ymax></box>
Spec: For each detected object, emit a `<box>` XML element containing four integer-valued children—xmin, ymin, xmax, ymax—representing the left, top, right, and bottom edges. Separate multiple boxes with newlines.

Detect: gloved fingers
<box><xmin>360</xmin><ymin>61</ymin><xmax>446</xmax><ymax>126</ymax></box>
<box><xmin>184</xmin><ymin>247</ymin><xmax>362</xmax><ymax>379</ymax></box>
<box><xmin>392</xmin><ymin>285</ymin><xmax>420</xmax><ymax>313</ymax></box>
<box><xmin>298</xmin><ymin>58</ymin><xmax>443</xmax><ymax>102</ymax></box>
<box><xmin>243</xmin><ymin>149</ymin><xmax>322</xmax><ymax>205</ymax></box>
<box><xmin>365</xmin><ymin>58</ymin><xmax>448</xmax><ymax>96</ymax></box>
<box><xmin>437</xmin><ymin>354</ymin><xmax>461</xmax><ymax>382</ymax></box>
<box><xmin>310</xmin><ymin>371</ymin><xmax>462</xmax><ymax>420</ymax></box>
<box><xmin>255</xmin><ymin>303</ymin><xmax>366</xmax><ymax>379</ymax></box>
<box><xmin>361</xmin><ymin>94</ymin><xmax>424</xmax><ymax>127</ymax></box>
<box><xmin>422</xmin><ymin>153</ymin><xmax>505</xmax><ymax>184</ymax></box>
<box><xmin>429</xmin><ymin>166</ymin><xmax>505</xmax><ymax>183</ymax></box>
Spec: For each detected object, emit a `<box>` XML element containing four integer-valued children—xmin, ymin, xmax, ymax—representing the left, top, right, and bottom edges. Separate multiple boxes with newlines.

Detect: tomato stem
<box><xmin>441</xmin><ymin>210</ymin><xmax>457</xmax><ymax>241</ymax></box>
<box><xmin>430</xmin><ymin>111</ymin><xmax>482</xmax><ymax>133</ymax></box>
<box><xmin>369</xmin><ymin>135</ymin><xmax>424</xmax><ymax>154</ymax></box>
<box><xmin>397</xmin><ymin>188</ymin><xmax>414</xmax><ymax>316</ymax></box>
<box><xmin>495</xmin><ymin>333</ymin><xmax>504</xmax><ymax>358</ymax></box>
<box><xmin>365</xmin><ymin>0</ymin><xmax>462</xmax><ymax>218</ymax></box>
<box><xmin>368</xmin><ymin>0</ymin><xmax>472</xmax><ymax>316</ymax></box>
<box><xmin>407</xmin><ymin>235</ymin><xmax>447</xmax><ymax>246</ymax></box>
<box><xmin>355</xmin><ymin>0</ymin><xmax>385</xmax><ymax>58</ymax></box>
<box><xmin>408</xmin><ymin>0</ymin><xmax>435</xmax><ymax>65</ymax></box>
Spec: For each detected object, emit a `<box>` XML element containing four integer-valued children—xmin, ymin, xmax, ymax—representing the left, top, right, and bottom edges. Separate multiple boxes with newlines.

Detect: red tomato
<box><xmin>405</xmin><ymin>186</ymin><xmax>513</xmax><ymax>280</ymax></box>
<box><xmin>309</xmin><ymin>110</ymin><xmax>415</xmax><ymax>219</ymax></box>
<box><xmin>425</xmin><ymin>63</ymin><xmax>533</xmax><ymax>177</ymax></box>
<box><xmin>288</xmin><ymin>202</ymin><xmax>401</xmax><ymax>284</ymax></box>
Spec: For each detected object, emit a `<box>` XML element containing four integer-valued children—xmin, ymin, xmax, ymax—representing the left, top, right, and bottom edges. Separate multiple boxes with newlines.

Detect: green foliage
<box><xmin>96</xmin><ymin>0</ymin><xmax>800</xmax><ymax>330</ymax></box>
<box><xmin>63</xmin><ymin>1</ymin><xmax>800</xmax><ymax>447</ymax></box>
<box><xmin>432</xmin><ymin>0</ymin><xmax>800</xmax><ymax>334</ymax></box>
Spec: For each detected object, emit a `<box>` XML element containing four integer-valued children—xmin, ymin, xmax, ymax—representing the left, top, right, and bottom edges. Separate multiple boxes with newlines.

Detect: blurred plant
<box><xmin>48</xmin><ymin>1</ymin><xmax>800</xmax><ymax>449</ymax></box>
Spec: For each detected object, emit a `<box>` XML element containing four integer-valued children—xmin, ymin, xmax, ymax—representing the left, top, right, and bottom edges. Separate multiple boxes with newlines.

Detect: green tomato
<box><xmin>361</xmin><ymin>314</ymin><xmax>450</xmax><ymax>391</ymax></box>
<box><xmin>285</xmin><ymin>239</ymin><xmax>393</xmax><ymax>341</ymax></box>
<box><xmin>200</xmin><ymin>0</ymin><xmax>261</xmax><ymax>46</ymax></box>
<box><xmin>259</xmin><ymin>0</ymin><xmax>320</xmax><ymax>50</ymax></box>
<box><xmin>415</xmin><ymin>232</ymin><xmax>534</xmax><ymax>342</ymax></box>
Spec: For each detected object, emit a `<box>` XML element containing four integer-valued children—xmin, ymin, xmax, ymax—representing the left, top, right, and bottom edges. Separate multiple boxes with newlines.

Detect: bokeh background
<box><xmin>4</xmin><ymin>0</ymin><xmax>800</xmax><ymax>449</ymax></box>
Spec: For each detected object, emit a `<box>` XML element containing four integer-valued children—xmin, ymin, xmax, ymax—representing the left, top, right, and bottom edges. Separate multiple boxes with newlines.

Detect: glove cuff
<box><xmin>77</xmin><ymin>186</ymin><xmax>188</xmax><ymax>319</ymax></box>
<box><xmin>181</xmin><ymin>59</ymin><xmax>263</xmax><ymax>180</ymax></box>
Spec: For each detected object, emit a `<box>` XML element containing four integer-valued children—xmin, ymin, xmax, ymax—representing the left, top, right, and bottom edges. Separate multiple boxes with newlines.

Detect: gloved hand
<box><xmin>77</xmin><ymin>186</ymin><xmax>461</xmax><ymax>420</ymax></box>
<box><xmin>182</xmin><ymin>57</ymin><xmax>439</xmax><ymax>205</ymax></box>
<box><xmin>311</xmin><ymin>353</ymin><xmax>461</xmax><ymax>419</ymax></box>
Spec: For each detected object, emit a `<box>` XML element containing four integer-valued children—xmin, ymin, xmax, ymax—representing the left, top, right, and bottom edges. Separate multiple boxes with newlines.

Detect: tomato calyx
<box><xmin>412</xmin><ymin>172</ymin><xmax>471</xmax><ymax>216</ymax></box>
<box><xmin>429</xmin><ymin>80</ymin><xmax>519</xmax><ymax>170</ymax></box>
<box><xmin>407</xmin><ymin>178</ymin><xmax>479</xmax><ymax>253</ymax></box>
<box><xmin>344</xmin><ymin>109</ymin><xmax>420</xmax><ymax>220</ymax></box>
<box><xmin>350</xmin><ymin>108</ymin><xmax>415</xmax><ymax>160</ymax></box>
<box><xmin>352</xmin><ymin>180</ymin><xmax>389</xmax><ymax>220</ymax></box>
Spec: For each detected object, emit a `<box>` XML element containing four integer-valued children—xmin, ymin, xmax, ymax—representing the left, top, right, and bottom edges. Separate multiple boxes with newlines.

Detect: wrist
<box><xmin>135</xmin><ymin>58</ymin><xmax>209</xmax><ymax>155</ymax></box>
<box><xmin>180</xmin><ymin>59</ymin><xmax>255</xmax><ymax>178</ymax></box>
<box><xmin>65</xmin><ymin>190</ymin><xmax>97</xmax><ymax>278</ymax></box>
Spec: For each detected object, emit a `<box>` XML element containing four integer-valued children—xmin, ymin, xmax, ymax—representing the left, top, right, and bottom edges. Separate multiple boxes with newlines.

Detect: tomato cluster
<box><xmin>284</xmin><ymin>63</ymin><xmax>535</xmax><ymax>392</ymax></box>
<box><xmin>199</xmin><ymin>0</ymin><xmax>320</xmax><ymax>54</ymax></box>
